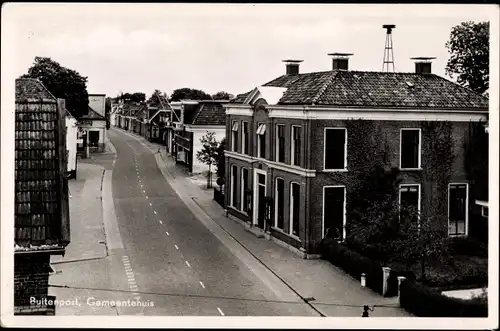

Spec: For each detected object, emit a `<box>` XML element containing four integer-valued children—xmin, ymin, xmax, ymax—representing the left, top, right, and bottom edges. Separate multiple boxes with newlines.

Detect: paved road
<box><xmin>108</xmin><ymin>129</ymin><xmax>316</xmax><ymax>316</ymax></box>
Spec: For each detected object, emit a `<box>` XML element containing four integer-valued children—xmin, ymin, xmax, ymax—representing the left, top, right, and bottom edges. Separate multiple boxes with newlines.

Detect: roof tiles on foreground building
<box><xmin>232</xmin><ymin>70</ymin><xmax>488</xmax><ymax>109</ymax></box>
<box><xmin>15</xmin><ymin>78</ymin><xmax>70</xmax><ymax>252</ymax></box>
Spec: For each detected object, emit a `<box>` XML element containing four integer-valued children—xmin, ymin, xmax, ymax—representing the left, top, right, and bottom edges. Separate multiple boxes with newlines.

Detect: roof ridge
<box><xmin>311</xmin><ymin>71</ymin><xmax>338</xmax><ymax>105</ymax></box>
<box><xmin>191</xmin><ymin>103</ymin><xmax>205</xmax><ymax>125</ymax></box>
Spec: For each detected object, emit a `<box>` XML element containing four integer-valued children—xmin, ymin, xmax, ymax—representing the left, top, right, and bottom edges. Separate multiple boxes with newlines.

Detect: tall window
<box><xmin>230</xmin><ymin>165</ymin><xmax>238</xmax><ymax>208</ymax></box>
<box><xmin>324</xmin><ymin>128</ymin><xmax>347</xmax><ymax>170</ymax></box>
<box><xmin>241</xmin><ymin>168</ymin><xmax>249</xmax><ymax>213</ymax></box>
<box><xmin>290</xmin><ymin>183</ymin><xmax>300</xmax><ymax>237</ymax></box>
<box><xmin>231</xmin><ymin>121</ymin><xmax>239</xmax><ymax>152</ymax></box>
<box><xmin>291</xmin><ymin>126</ymin><xmax>302</xmax><ymax>167</ymax></box>
<box><xmin>399</xmin><ymin>184</ymin><xmax>420</xmax><ymax>219</ymax></box>
<box><xmin>276</xmin><ymin>125</ymin><xmax>285</xmax><ymax>163</ymax></box>
<box><xmin>242</xmin><ymin>122</ymin><xmax>249</xmax><ymax>155</ymax></box>
<box><xmin>400</xmin><ymin>129</ymin><xmax>421</xmax><ymax>169</ymax></box>
<box><xmin>274</xmin><ymin>178</ymin><xmax>285</xmax><ymax>230</ymax></box>
<box><xmin>448</xmin><ymin>184</ymin><xmax>468</xmax><ymax>236</ymax></box>
<box><xmin>323</xmin><ymin>186</ymin><xmax>345</xmax><ymax>240</ymax></box>
<box><xmin>256</xmin><ymin>123</ymin><xmax>266</xmax><ymax>159</ymax></box>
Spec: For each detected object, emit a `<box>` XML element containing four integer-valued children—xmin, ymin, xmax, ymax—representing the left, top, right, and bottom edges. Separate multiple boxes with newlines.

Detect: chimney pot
<box><xmin>411</xmin><ymin>57</ymin><xmax>436</xmax><ymax>74</ymax></box>
<box><xmin>328</xmin><ymin>53</ymin><xmax>354</xmax><ymax>71</ymax></box>
<box><xmin>283</xmin><ymin>59</ymin><xmax>303</xmax><ymax>75</ymax></box>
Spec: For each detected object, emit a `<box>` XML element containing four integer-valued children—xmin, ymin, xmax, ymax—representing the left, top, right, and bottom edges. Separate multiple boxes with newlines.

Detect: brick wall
<box><xmin>307</xmin><ymin>119</ymin><xmax>474</xmax><ymax>254</ymax></box>
<box><xmin>14</xmin><ymin>253</ymin><xmax>53</xmax><ymax>315</ymax></box>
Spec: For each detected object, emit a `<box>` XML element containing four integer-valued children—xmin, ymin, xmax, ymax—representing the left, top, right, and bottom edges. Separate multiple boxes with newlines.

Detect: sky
<box><xmin>2</xmin><ymin>3</ymin><xmax>496</xmax><ymax>99</ymax></box>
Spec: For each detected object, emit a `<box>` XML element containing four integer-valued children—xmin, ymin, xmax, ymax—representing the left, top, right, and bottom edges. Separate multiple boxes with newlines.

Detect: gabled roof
<box><xmin>190</xmin><ymin>101</ymin><xmax>228</xmax><ymax>126</ymax></box>
<box><xmin>231</xmin><ymin>70</ymin><xmax>488</xmax><ymax>109</ymax></box>
<box><xmin>261</xmin><ymin>70</ymin><xmax>488</xmax><ymax>109</ymax></box>
<box><xmin>15</xmin><ymin>78</ymin><xmax>56</xmax><ymax>102</ymax></box>
<box><xmin>79</xmin><ymin>106</ymin><xmax>106</xmax><ymax>120</ymax></box>
<box><xmin>15</xmin><ymin>78</ymin><xmax>69</xmax><ymax>250</ymax></box>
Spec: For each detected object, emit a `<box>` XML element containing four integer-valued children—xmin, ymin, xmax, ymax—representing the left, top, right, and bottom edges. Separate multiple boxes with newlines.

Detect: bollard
<box><xmin>361</xmin><ymin>273</ymin><xmax>366</xmax><ymax>287</ymax></box>
<box><xmin>397</xmin><ymin>276</ymin><xmax>406</xmax><ymax>304</ymax></box>
<box><xmin>382</xmin><ymin>267</ymin><xmax>391</xmax><ymax>296</ymax></box>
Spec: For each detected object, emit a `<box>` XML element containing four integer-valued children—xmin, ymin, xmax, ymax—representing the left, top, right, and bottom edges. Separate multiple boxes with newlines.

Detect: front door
<box><xmin>253</xmin><ymin>170</ymin><xmax>266</xmax><ymax>229</ymax></box>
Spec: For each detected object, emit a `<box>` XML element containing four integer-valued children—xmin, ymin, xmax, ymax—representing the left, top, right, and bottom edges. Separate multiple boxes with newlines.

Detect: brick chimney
<box><xmin>328</xmin><ymin>53</ymin><xmax>353</xmax><ymax>70</ymax></box>
<box><xmin>283</xmin><ymin>59</ymin><xmax>303</xmax><ymax>75</ymax></box>
<box><xmin>411</xmin><ymin>57</ymin><xmax>436</xmax><ymax>74</ymax></box>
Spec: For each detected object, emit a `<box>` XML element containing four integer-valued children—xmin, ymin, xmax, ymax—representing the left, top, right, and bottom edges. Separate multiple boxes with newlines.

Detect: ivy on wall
<box><xmin>327</xmin><ymin>119</ymin><xmax>457</xmax><ymax>271</ymax></box>
<box><xmin>464</xmin><ymin>121</ymin><xmax>488</xmax><ymax>202</ymax></box>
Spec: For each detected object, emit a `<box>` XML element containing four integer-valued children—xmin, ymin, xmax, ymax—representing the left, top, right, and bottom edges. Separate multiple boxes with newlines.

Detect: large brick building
<box><xmin>223</xmin><ymin>55</ymin><xmax>488</xmax><ymax>257</ymax></box>
<box><xmin>14</xmin><ymin>78</ymin><xmax>71</xmax><ymax>314</ymax></box>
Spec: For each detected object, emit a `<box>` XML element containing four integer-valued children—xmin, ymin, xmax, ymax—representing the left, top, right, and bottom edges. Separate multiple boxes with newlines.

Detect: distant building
<box><xmin>77</xmin><ymin>105</ymin><xmax>107</xmax><ymax>154</ymax></box>
<box><xmin>64</xmin><ymin>103</ymin><xmax>78</xmax><ymax>179</ymax></box>
<box><xmin>224</xmin><ymin>55</ymin><xmax>488</xmax><ymax>256</ymax></box>
<box><xmin>14</xmin><ymin>78</ymin><xmax>71</xmax><ymax>315</ymax></box>
<box><xmin>169</xmin><ymin>100</ymin><xmax>228</xmax><ymax>174</ymax></box>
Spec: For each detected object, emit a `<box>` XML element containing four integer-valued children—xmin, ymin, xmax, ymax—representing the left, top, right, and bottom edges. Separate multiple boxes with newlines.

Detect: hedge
<box><xmin>399</xmin><ymin>278</ymin><xmax>488</xmax><ymax>317</ymax></box>
<box><xmin>321</xmin><ymin>239</ymin><xmax>386</xmax><ymax>295</ymax></box>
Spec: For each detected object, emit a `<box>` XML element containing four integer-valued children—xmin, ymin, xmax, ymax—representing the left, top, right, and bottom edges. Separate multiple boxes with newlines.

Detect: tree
<box><xmin>120</xmin><ymin>92</ymin><xmax>146</xmax><ymax>103</ymax></box>
<box><xmin>215</xmin><ymin>137</ymin><xmax>226</xmax><ymax>187</ymax></box>
<box><xmin>212</xmin><ymin>91</ymin><xmax>234</xmax><ymax>100</ymax></box>
<box><xmin>21</xmin><ymin>57</ymin><xmax>89</xmax><ymax>118</ymax></box>
<box><xmin>196</xmin><ymin>132</ymin><xmax>219</xmax><ymax>188</ymax></box>
<box><xmin>169</xmin><ymin>88</ymin><xmax>212</xmax><ymax>102</ymax></box>
<box><xmin>445</xmin><ymin>21</ymin><xmax>489</xmax><ymax>95</ymax></box>
<box><xmin>147</xmin><ymin>89</ymin><xmax>169</xmax><ymax>107</ymax></box>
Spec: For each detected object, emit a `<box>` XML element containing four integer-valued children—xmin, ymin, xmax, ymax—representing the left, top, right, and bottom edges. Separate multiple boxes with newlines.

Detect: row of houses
<box><xmin>113</xmin><ymin>98</ymin><xmax>228</xmax><ymax>174</ymax></box>
<box><xmin>14</xmin><ymin>78</ymin><xmax>108</xmax><ymax>315</ymax></box>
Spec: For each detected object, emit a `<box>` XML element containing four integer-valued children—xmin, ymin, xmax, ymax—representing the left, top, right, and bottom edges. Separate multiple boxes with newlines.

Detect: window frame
<box><xmin>448</xmin><ymin>183</ymin><xmax>469</xmax><ymax>237</ymax></box>
<box><xmin>241</xmin><ymin>167</ymin><xmax>249</xmax><ymax>214</ymax></box>
<box><xmin>398</xmin><ymin>184</ymin><xmax>422</xmax><ymax>226</ymax></box>
<box><xmin>291</xmin><ymin>125</ymin><xmax>302</xmax><ymax>167</ymax></box>
<box><xmin>274</xmin><ymin>177</ymin><xmax>285</xmax><ymax>230</ymax></box>
<box><xmin>322</xmin><ymin>185</ymin><xmax>346</xmax><ymax>241</ymax></box>
<box><xmin>230</xmin><ymin>165</ymin><xmax>238</xmax><ymax>208</ymax></box>
<box><xmin>399</xmin><ymin>128</ymin><xmax>422</xmax><ymax>170</ymax></box>
<box><xmin>242</xmin><ymin>121</ymin><xmax>249</xmax><ymax>155</ymax></box>
<box><xmin>275</xmin><ymin>124</ymin><xmax>286</xmax><ymax>163</ymax></box>
<box><xmin>256</xmin><ymin>123</ymin><xmax>266</xmax><ymax>159</ymax></box>
<box><xmin>323</xmin><ymin>127</ymin><xmax>348</xmax><ymax>171</ymax></box>
<box><xmin>289</xmin><ymin>182</ymin><xmax>301</xmax><ymax>239</ymax></box>
<box><xmin>231</xmin><ymin>121</ymin><xmax>239</xmax><ymax>152</ymax></box>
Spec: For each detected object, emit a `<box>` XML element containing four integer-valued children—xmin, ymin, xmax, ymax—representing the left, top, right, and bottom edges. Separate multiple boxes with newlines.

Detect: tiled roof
<box><xmin>122</xmin><ymin>102</ymin><xmax>147</xmax><ymax>118</ymax></box>
<box><xmin>261</xmin><ymin>70</ymin><xmax>488</xmax><ymax>109</ymax></box>
<box><xmin>15</xmin><ymin>79</ymin><xmax>69</xmax><ymax>249</ymax></box>
<box><xmin>191</xmin><ymin>101</ymin><xmax>227</xmax><ymax>126</ymax></box>
<box><xmin>230</xmin><ymin>91</ymin><xmax>252</xmax><ymax>104</ymax></box>
<box><xmin>79</xmin><ymin>106</ymin><xmax>106</xmax><ymax>120</ymax></box>
<box><xmin>16</xmin><ymin>78</ymin><xmax>56</xmax><ymax>101</ymax></box>
<box><xmin>182</xmin><ymin>104</ymin><xmax>200</xmax><ymax>125</ymax></box>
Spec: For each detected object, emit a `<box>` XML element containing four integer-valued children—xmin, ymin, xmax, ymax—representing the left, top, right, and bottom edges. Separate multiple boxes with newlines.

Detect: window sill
<box><xmin>399</xmin><ymin>168</ymin><xmax>423</xmax><ymax>171</ymax></box>
<box><xmin>448</xmin><ymin>233</ymin><xmax>468</xmax><ymax>238</ymax></box>
<box><xmin>323</xmin><ymin>169</ymin><xmax>348</xmax><ymax>173</ymax></box>
<box><xmin>271</xmin><ymin>227</ymin><xmax>302</xmax><ymax>242</ymax></box>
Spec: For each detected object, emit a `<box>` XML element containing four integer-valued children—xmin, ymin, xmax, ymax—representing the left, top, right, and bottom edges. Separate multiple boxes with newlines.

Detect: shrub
<box><xmin>321</xmin><ymin>239</ymin><xmax>385</xmax><ymax>295</ymax></box>
<box><xmin>449</xmin><ymin>236</ymin><xmax>488</xmax><ymax>257</ymax></box>
<box><xmin>399</xmin><ymin>279</ymin><xmax>488</xmax><ymax>317</ymax></box>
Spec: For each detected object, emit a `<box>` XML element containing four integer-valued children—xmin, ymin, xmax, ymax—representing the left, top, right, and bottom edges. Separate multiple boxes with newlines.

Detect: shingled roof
<box><xmin>191</xmin><ymin>101</ymin><xmax>228</xmax><ymax>126</ymax></box>
<box><xmin>15</xmin><ymin>78</ymin><xmax>70</xmax><ymax>251</ymax></box>
<box><xmin>231</xmin><ymin>70</ymin><xmax>488</xmax><ymax>109</ymax></box>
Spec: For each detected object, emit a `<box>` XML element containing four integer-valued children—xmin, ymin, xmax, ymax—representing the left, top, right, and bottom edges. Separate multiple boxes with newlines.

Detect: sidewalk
<box><xmin>115</xmin><ymin>127</ymin><xmax>411</xmax><ymax>317</ymax></box>
<box><xmin>51</xmin><ymin>162</ymin><xmax>107</xmax><ymax>264</ymax></box>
